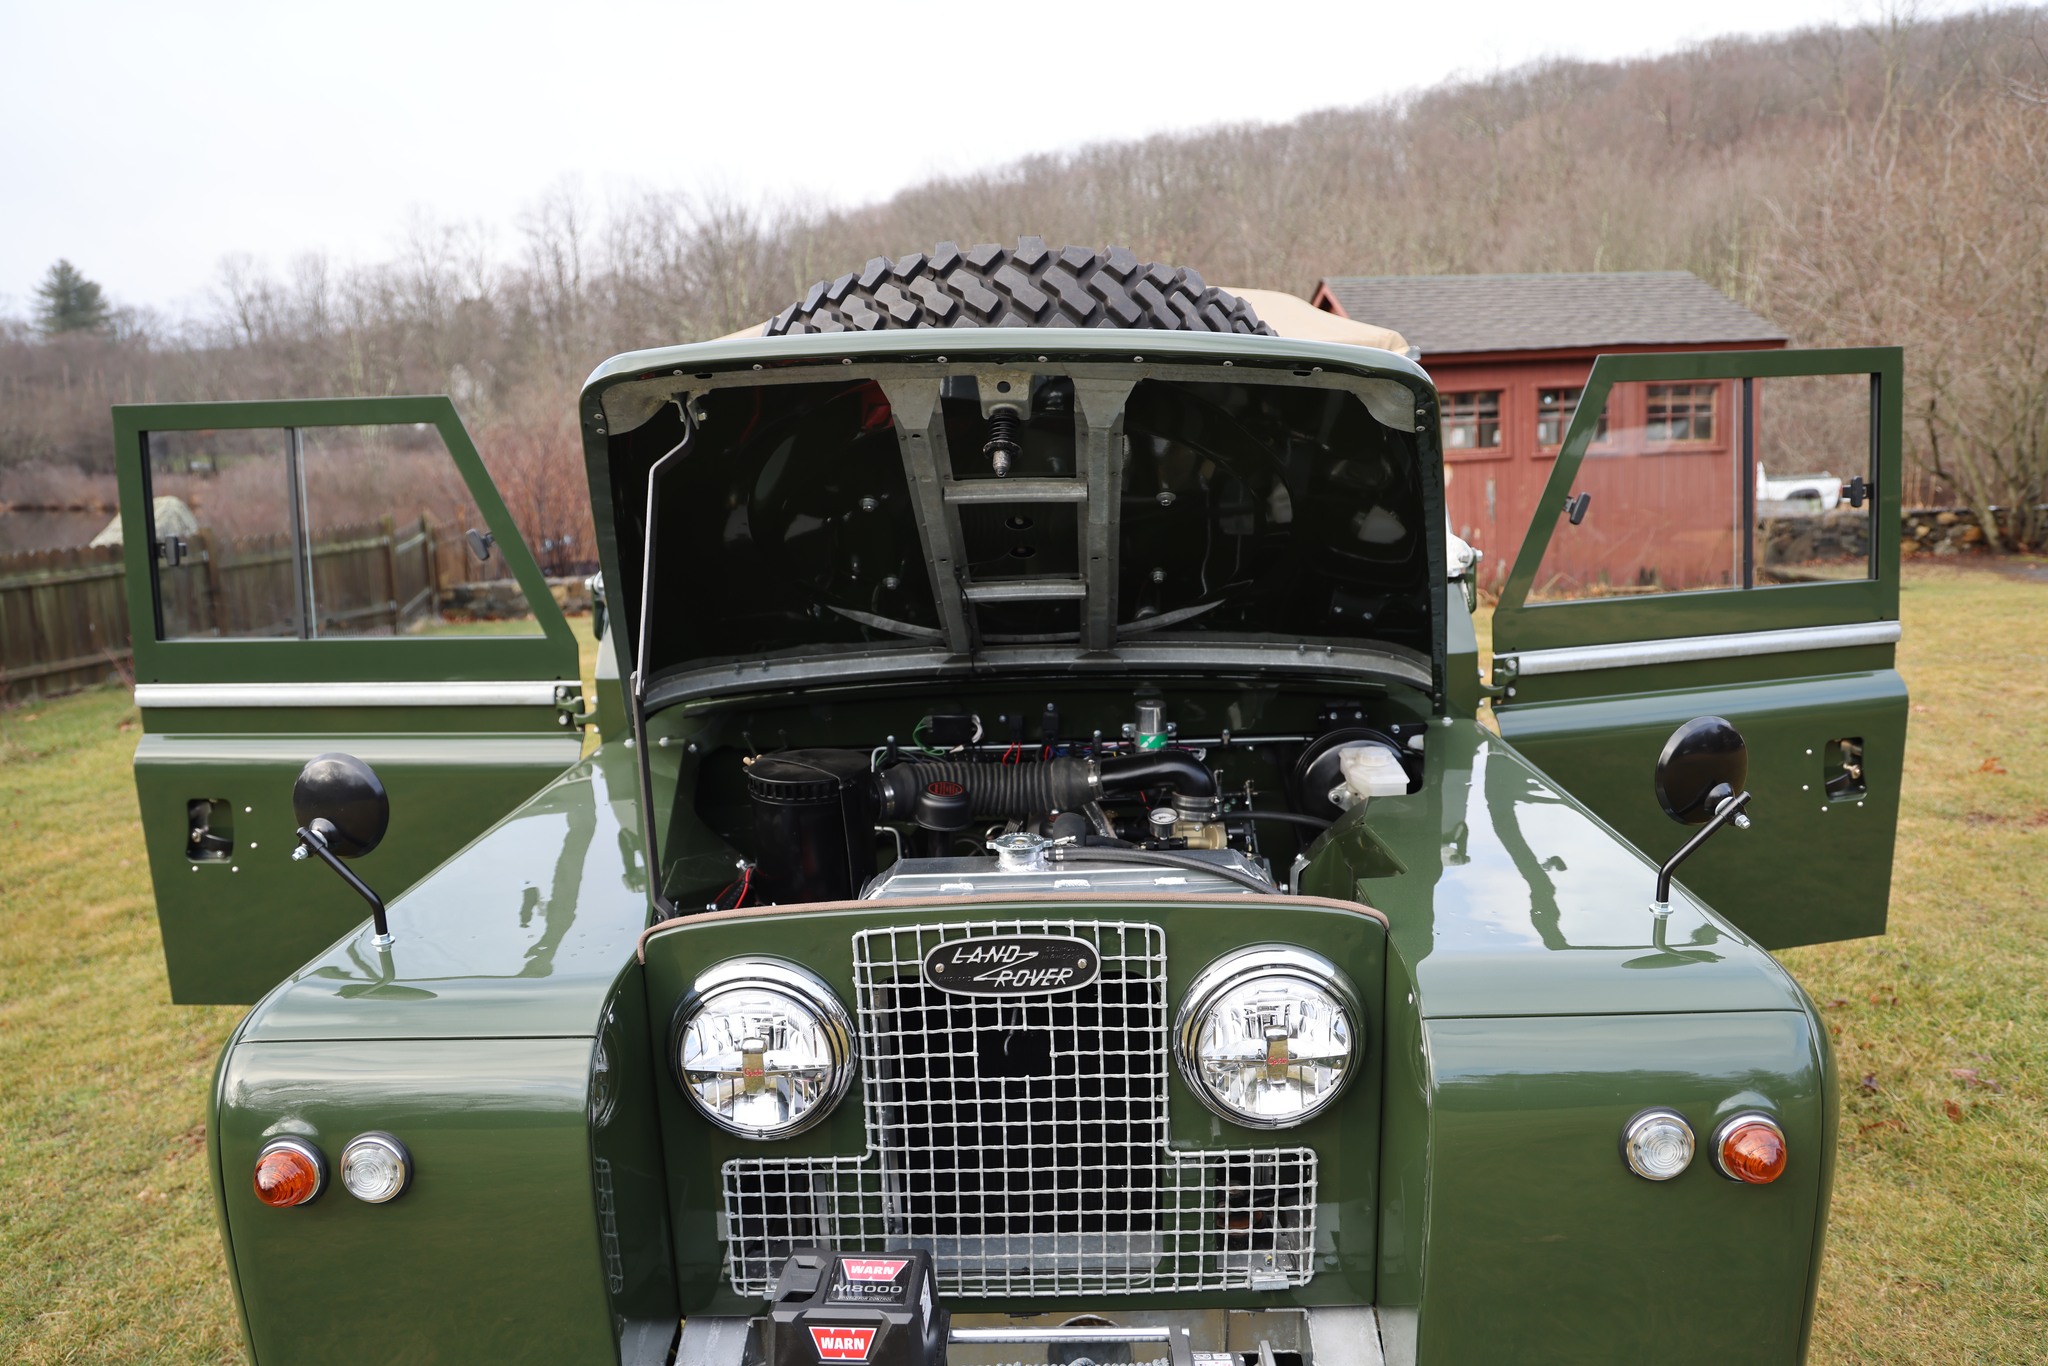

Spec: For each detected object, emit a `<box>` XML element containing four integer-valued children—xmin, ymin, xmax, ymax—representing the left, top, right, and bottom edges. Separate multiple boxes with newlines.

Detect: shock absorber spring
<box><xmin>983</xmin><ymin>408</ymin><xmax>1023</xmax><ymax>478</ymax></box>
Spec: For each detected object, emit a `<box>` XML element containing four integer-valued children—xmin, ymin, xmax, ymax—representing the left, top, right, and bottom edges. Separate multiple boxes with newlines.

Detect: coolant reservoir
<box><xmin>1329</xmin><ymin>743</ymin><xmax>1409</xmax><ymax>811</ymax></box>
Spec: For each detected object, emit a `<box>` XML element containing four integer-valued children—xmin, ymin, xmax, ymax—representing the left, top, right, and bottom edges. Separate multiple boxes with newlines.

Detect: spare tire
<box><xmin>764</xmin><ymin>236</ymin><xmax>1275</xmax><ymax>336</ymax></box>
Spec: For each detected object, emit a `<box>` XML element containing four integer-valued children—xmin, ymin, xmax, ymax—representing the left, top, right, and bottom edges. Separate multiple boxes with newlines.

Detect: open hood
<box><xmin>582</xmin><ymin>328</ymin><xmax>1446</xmax><ymax>707</ymax></box>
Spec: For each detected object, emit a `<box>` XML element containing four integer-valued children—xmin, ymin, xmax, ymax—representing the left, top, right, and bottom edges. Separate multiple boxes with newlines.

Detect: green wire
<box><xmin>910</xmin><ymin>717</ymin><xmax>948</xmax><ymax>757</ymax></box>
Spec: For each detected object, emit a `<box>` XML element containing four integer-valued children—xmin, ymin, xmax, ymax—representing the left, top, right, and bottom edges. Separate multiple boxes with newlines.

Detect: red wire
<box><xmin>735</xmin><ymin>866</ymin><xmax>752</xmax><ymax>907</ymax></box>
<box><xmin>1003</xmin><ymin>743</ymin><xmax>1022</xmax><ymax>765</ymax></box>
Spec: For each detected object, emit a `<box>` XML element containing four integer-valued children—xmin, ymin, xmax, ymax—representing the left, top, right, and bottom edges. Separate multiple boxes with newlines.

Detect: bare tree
<box><xmin>2</xmin><ymin>5</ymin><xmax>2043</xmax><ymax>548</ymax></box>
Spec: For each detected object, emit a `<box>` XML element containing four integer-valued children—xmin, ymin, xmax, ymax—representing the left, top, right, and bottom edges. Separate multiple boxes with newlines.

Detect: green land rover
<box><xmin>115</xmin><ymin>241</ymin><xmax>1907</xmax><ymax>1365</ymax></box>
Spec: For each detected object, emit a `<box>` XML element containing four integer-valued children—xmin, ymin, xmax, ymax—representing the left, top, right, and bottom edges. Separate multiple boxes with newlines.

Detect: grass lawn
<box><xmin>2</xmin><ymin>577</ymin><xmax>2042</xmax><ymax>1361</ymax></box>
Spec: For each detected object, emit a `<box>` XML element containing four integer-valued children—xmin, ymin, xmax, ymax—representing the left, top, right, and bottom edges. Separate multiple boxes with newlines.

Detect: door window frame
<box><xmin>1494</xmin><ymin>348</ymin><xmax>1902</xmax><ymax>653</ymax></box>
<box><xmin>115</xmin><ymin>396</ymin><xmax>577</xmax><ymax>685</ymax></box>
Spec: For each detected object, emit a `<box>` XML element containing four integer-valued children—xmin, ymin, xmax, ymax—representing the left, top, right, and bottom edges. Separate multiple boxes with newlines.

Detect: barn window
<box><xmin>1442</xmin><ymin>391</ymin><xmax>1502</xmax><ymax>450</ymax></box>
<box><xmin>1537</xmin><ymin>387</ymin><xmax>1608</xmax><ymax>447</ymax></box>
<box><xmin>1645</xmin><ymin>383</ymin><xmax>1718</xmax><ymax>443</ymax></box>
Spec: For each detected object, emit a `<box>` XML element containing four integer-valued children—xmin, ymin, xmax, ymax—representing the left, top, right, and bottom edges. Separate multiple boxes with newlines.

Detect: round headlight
<box><xmin>674</xmin><ymin>959</ymin><xmax>855</xmax><ymax>1140</ymax></box>
<box><xmin>1175</xmin><ymin>946</ymin><xmax>1361</xmax><ymax>1129</ymax></box>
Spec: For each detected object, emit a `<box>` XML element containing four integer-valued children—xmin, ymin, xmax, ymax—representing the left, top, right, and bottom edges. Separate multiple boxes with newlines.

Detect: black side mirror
<box><xmin>291</xmin><ymin>753</ymin><xmax>395</xmax><ymax>946</ymax></box>
<box><xmin>1650</xmin><ymin>717</ymin><xmax>1754</xmax><ymax>910</ymax></box>
<box><xmin>1656</xmin><ymin>716</ymin><xmax>1748</xmax><ymax>825</ymax></box>
<box><xmin>293</xmin><ymin>753</ymin><xmax>389</xmax><ymax>854</ymax></box>
<box><xmin>465</xmin><ymin>527</ymin><xmax>496</xmax><ymax>563</ymax></box>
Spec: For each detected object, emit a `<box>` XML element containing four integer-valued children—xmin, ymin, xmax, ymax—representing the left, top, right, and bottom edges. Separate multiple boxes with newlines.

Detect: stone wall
<box><xmin>441</xmin><ymin>575</ymin><xmax>593</xmax><ymax>620</ymax></box>
<box><xmin>1760</xmin><ymin>505</ymin><xmax>2040</xmax><ymax>566</ymax></box>
<box><xmin>1899</xmin><ymin>506</ymin><xmax>2039</xmax><ymax>557</ymax></box>
<box><xmin>1760</xmin><ymin>507</ymin><xmax>1868</xmax><ymax>567</ymax></box>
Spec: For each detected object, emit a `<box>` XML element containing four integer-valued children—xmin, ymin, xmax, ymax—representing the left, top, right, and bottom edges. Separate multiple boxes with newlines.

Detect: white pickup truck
<box><xmin>1757</xmin><ymin>462</ymin><xmax>1844</xmax><ymax>510</ymax></box>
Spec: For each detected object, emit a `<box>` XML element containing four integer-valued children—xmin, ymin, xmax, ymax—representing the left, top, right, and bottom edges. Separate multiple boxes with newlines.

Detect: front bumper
<box><xmin>679</xmin><ymin>1305</ymin><xmax>1384</xmax><ymax>1365</ymax></box>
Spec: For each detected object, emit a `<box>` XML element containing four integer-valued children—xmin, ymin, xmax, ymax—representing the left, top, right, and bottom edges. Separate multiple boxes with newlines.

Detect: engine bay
<box><xmin>604</xmin><ymin>355</ymin><xmax>1444</xmax><ymax>920</ymax></box>
<box><xmin>655</xmin><ymin>687</ymin><xmax>1425</xmax><ymax>914</ymax></box>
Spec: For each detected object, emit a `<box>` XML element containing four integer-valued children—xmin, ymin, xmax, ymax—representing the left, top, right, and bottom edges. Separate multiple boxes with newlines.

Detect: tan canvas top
<box><xmin>715</xmin><ymin>288</ymin><xmax>1408</xmax><ymax>353</ymax></box>
<box><xmin>1218</xmin><ymin>288</ymin><xmax>1408</xmax><ymax>353</ymax></box>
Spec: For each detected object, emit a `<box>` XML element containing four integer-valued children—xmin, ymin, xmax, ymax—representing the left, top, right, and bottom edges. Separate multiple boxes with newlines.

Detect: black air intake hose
<box><xmin>875</xmin><ymin>749</ymin><xmax>1220</xmax><ymax>820</ymax></box>
<box><xmin>874</xmin><ymin>758</ymin><xmax>1097</xmax><ymax>820</ymax></box>
<box><xmin>1096</xmin><ymin>750</ymin><xmax>1218</xmax><ymax>799</ymax></box>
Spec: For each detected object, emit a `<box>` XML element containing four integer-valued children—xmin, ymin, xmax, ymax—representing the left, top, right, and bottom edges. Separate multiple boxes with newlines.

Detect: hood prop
<box><xmin>629</xmin><ymin>413</ymin><xmax>696</xmax><ymax>920</ymax></box>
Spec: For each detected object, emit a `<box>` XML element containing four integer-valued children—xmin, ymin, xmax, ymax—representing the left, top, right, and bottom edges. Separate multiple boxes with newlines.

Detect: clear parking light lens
<box><xmin>1714</xmin><ymin>1113</ymin><xmax>1788</xmax><ymax>1184</ymax></box>
<box><xmin>1622</xmin><ymin>1109</ymin><xmax>1697</xmax><ymax>1180</ymax></box>
<box><xmin>338</xmin><ymin>1132</ymin><xmax>412</xmax><ymax>1203</ymax></box>
<box><xmin>252</xmin><ymin>1137</ymin><xmax>325</xmax><ymax>1208</ymax></box>
<box><xmin>1175</xmin><ymin>946</ymin><xmax>1361</xmax><ymax>1128</ymax></box>
<box><xmin>676</xmin><ymin>959</ymin><xmax>855</xmax><ymax>1140</ymax></box>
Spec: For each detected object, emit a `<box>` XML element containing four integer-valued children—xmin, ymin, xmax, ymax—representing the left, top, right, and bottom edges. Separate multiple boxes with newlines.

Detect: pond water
<box><xmin>0</xmin><ymin>510</ymin><xmax>115</xmax><ymax>556</ymax></box>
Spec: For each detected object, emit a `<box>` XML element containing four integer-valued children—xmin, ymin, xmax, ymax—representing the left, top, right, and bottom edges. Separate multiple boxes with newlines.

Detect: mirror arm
<box><xmin>1653</xmin><ymin>789</ymin><xmax>1753</xmax><ymax>911</ymax></box>
<box><xmin>294</xmin><ymin>819</ymin><xmax>392</xmax><ymax>947</ymax></box>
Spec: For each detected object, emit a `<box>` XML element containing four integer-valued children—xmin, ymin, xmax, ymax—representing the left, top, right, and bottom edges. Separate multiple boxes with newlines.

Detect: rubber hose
<box><xmin>1096</xmin><ymin>750</ymin><xmax>1218</xmax><ymax>799</ymax></box>
<box><xmin>1242</xmin><ymin>809</ymin><xmax>1334</xmax><ymax>831</ymax></box>
<box><xmin>874</xmin><ymin>758</ymin><xmax>1096</xmax><ymax>820</ymax></box>
<box><xmin>1045</xmin><ymin>844</ymin><xmax>1276</xmax><ymax>895</ymax></box>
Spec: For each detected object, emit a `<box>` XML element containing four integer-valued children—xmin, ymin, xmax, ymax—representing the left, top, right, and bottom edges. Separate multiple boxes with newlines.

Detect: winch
<box><xmin>763</xmin><ymin>1249</ymin><xmax>948</xmax><ymax>1366</ymax></box>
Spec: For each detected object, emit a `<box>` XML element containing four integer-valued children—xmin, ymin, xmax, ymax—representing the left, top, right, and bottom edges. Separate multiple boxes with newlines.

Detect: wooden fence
<box><xmin>0</xmin><ymin>516</ymin><xmax>492</xmax><ymax>706</ymax></box>
<box><xmin>0</xmin><ymin>545</ymin><xmax>132</xmax><ymax>703</ymax></box>
<box><xmin>156</xmin><ymin>515</ymin><xmax>460</xmax><ymax>641</ymax></box>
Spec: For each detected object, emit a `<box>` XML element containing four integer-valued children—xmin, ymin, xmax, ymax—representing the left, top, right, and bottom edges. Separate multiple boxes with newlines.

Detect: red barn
<box><xmin>1312</xmin><ymin>272</ymin><xmax>1787</xmax><ymax>590</ymax></box>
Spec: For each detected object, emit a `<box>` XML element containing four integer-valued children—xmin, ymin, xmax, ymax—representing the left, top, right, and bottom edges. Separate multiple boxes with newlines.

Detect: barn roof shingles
<box><xmin>1315</xmin><ymin>271</ymin><xmax>1786</xmax><ymax>356</ymax></box>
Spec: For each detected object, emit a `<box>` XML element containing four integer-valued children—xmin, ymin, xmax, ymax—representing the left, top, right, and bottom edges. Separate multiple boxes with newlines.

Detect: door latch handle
<box><xmin>1565</xmin><ymin>492</ymin><xmax>1591</xmax><ymax>526</ymax></box>
<box><xmin>157</xmin><ymin>536</ymin><xmax>189</xmax><ymax>568</ymax></box>
<box><xmin>1841</xmin><ymin>475</ymin><xmax>1869</xmax><ymax>509</ymax></box>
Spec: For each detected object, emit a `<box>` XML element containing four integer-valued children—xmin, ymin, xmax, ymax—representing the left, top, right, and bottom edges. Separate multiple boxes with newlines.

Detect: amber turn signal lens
<box><xmin>1714</xmin><ymin>1114</ymin><xmax>1788</xmax><ymax>1184</ymax></box>
<box><xmin>253</xmin><ymin>1138</ymin><xmax>326</xmax><ymax>1208</ymax></box>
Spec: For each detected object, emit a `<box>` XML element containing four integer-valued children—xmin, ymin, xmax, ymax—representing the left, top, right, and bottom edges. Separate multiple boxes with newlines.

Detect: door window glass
<box><xmin>146</xmin><ymin>428</ymin><xmax>303</xmax><ymax>639</ymax></box>
<box><xmin>145</xmin><ymin>422</ymin><xmax>538</xmax><ymax>640</ymax></box>
<box><xmin>1528</xmin><ymin>380</ymin><xmax>1740</xmax><ymax>601</ymax></box>
<box><xmin>298</xmin><ymin>425</ymin><xmax>538</xmax><ymax>637</ymax></box>
<box><xmin>1529</xmin><ymin>369</ymin><xmax>1877</xmax><ymax>602</ymax></box>
<box><xmin>1752</xmin><ymin>373</ymin><xmax>1874</xmax><ymax>583</ymax></box>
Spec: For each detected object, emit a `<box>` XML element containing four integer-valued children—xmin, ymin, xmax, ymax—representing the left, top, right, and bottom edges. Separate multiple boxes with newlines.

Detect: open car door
<box><xmin>114</xmin><ymin>397</ymin><xmax>585</xmax><ymax>1002</ymax></box>
<box><xmin>1489</xmin><ymin>348</ymin><xmax>1906</xmax><ymax>948</ymax></box>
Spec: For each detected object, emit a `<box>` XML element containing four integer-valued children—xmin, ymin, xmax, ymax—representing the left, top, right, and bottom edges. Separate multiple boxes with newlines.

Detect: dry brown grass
<box><xmin>0</xmin><ymin>577</ymin><xmax>2040</xmax><ymax>1360</ymax></box>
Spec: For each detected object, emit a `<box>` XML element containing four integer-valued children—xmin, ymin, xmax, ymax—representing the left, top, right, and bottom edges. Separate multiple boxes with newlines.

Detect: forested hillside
<box><xmin>3</xmin><ymin>5</ymin><xmax>2043</xmax><ymax>550</ymax></box>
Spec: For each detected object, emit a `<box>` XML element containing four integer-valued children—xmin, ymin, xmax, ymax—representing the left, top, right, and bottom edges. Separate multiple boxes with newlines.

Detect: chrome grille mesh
<box><xmin>723</xmin><ymin>919</ymin><xmax>1318</xmax><ymax>1297</ymax></box>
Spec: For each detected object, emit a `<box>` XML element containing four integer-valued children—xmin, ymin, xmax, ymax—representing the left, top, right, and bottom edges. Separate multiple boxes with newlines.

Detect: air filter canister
<box><xmin>745</xmin><ymin>750</ymin><xmax>877</xmax><ymax>905</ymax></box>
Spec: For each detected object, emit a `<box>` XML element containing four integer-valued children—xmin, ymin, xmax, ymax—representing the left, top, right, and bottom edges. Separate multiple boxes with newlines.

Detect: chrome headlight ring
<box><xmin>1174</xmin><ymin>944</ymin><xmax>1363</xmax><ymax>1129</ymax></box>
<box><xmin>671</xmin><ymin>957</ymin><xmax>857</xmax><ymax>1140</ymax></box>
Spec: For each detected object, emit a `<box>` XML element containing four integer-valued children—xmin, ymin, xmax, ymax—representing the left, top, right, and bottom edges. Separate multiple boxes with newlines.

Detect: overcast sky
<box><xmin>0</xmin><ymin>0</ymin><xmax>1962</xmax><ymax>318</ymax></box>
